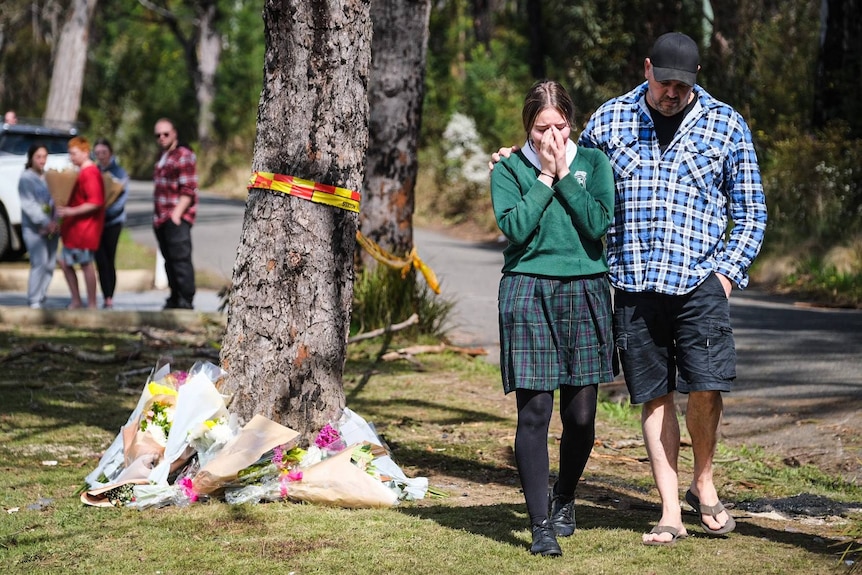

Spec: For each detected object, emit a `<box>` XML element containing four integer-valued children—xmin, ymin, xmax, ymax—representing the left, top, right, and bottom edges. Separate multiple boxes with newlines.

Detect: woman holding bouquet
<box><xmin>18</xmin><ymin>144</ymin><xmax>59</xmax><ymax>309</ymax></box>
<box><xmin>93</xmin><ymin>138</ymin><xmax>129</xmax><ymax>309</ymax></box>
<box><xmin>56</xmin><ymin>136</ymin><xmax>105</xmax><ymax>309</ymax></box>
<box><xmin>490</xmin><ymin>80</ymin><xmax>615</xmax><ymax>557</ymax></box>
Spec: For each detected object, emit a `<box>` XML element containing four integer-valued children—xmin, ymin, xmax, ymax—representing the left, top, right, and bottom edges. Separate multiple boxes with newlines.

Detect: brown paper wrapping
<box><xmin>44</xmin><ymin>169</ymin><xmax>121</xmax><ymax>207</ymax></box>
<box><xmin>192</xmin><ymin>414</ymin><xmax>300</xmax><ymax>496</ymax></box>
<box><xmin>44</xmin><ymin>169</ymin><xmax>78</xmax><ymax>207</ymax></box>
<box><xmin>103</xmin><ymin>173</ymin><xmax>124</xmax><ymax>206</ymax></box>
<box><xmin>284</xmin><ymin>444</ymin><xmax>399</xmax><ymax>508</ymax></box>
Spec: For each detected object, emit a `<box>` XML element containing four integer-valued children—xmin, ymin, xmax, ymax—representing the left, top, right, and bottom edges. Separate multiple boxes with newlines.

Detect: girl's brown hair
<box><xmin>521</xmin><ymin>80</ymin><xmax>575</xmax><ymax>134</ymax></box>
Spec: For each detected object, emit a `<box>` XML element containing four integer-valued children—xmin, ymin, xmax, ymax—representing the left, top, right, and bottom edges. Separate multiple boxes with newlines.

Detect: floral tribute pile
<box><xmin>80</xmin><ymin>361</ymin><xmax>428</xmax><ymax>509</ymax></box>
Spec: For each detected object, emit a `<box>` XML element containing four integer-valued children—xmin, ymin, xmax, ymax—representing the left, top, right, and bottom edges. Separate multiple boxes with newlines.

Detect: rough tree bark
<box><xmin>359</xmin><ymin>0</ymin><xmax>431</xmax><ymax>266</ymax></box>
<box><xmin>219</xmin><ymin>0</ymin><xmax>372</xmax><ymax>438</ymax></box>
<box><xmin>44</xmin><ymin>0</ymin><xmax>98</xmax><ymax>122</ymax></box>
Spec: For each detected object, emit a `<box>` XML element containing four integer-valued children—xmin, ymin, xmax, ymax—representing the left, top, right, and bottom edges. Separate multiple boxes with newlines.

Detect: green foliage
<box><xmin>351</xmin><ymin>265</ymin><xmax>455</xmax><ymax>339</ymax></box>
<box><xmin>741</xmin><ymin>2</ymin><xmax>820</xmax><ymax>140</ymax></box>
<box><xmin>780</xmin><ymin>257</ymin><xmax>862</xmax><ymax>308</ymax></box>
<box><xmin>762</xmin><ymin>123</ymin><xmax>862</xmax><ymax>245</ymax></box>
<box><xmin>463</xmin><ymin>38</ymin><xmax>533</xmax><ymax>150</ymax></box>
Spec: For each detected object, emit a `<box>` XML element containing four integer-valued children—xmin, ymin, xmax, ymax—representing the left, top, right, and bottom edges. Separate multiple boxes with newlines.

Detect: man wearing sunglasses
<box><xmin>153</xmin><ymin>118</ymin><xmax>198</xmax><ymax>310</ymax></box>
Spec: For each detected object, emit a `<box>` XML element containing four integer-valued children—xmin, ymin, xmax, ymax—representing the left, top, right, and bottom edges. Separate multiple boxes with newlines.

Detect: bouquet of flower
<box><xmin>81</xmin><ymin>364</ymin><xmax>429</xmax><ymax>510</ymax></box>
<box><xmin>45</xmin><ymin>168</ymin><xmax>78</xmax><ymax>207</ymax></box>
<box><xmin>80</xmin><ymin>361</ymin><xmax>227</xmax><ymax>507</ymax></box>
<box><xmin>223</xmin><ymin>408</ymin><xmax>427</xmax><ymax>507</ymax></box>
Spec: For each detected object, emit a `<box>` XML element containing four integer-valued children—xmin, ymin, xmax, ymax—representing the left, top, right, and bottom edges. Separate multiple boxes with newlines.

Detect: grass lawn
<box><xmin>0</xmin><ymin>324</ymin><xmax>859</xmax><ymax>574</ymax></box>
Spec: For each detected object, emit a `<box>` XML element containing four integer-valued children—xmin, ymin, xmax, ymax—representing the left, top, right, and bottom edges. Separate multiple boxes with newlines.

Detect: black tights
<box><xmin>514</xmin><ymin>385</ymin><xmax>598</xmax><ymax>525</ymax></box>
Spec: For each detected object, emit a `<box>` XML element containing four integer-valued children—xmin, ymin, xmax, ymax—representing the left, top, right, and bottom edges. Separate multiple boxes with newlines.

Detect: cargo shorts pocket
<box><xmin>707</xmin><ymin>319</ymin><xmax>737</xmax><ymax>380</ymax></box>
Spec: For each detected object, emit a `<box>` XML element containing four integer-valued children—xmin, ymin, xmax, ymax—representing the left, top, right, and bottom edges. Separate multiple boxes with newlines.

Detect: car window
<box><xmin>0</xmin><ymin>134</ymin><xmax>71</xmax><ymax>155</ymax></box>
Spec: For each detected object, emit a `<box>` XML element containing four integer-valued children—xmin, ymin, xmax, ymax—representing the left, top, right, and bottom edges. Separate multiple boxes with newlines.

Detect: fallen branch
<box><xmin>0</xmin><ymin>342</ymin><xmax>141</xmax><ymax>364</ymax></box>
<box><xmin>348</xmin><ymin>313</ymin><xmax>419</xmax><ymax>343</ymax></box>
<box><xmin>380</xmin><ymin>343</ymin><xmax>487</xmax><ymax>362</ymax></box>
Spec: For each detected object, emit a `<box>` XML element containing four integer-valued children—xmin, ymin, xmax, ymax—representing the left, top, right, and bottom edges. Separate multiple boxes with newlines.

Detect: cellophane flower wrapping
<box><xmin>81</xmin><ymin>364</ymin><xmax>428</xmax><ymax>509</ymax></box>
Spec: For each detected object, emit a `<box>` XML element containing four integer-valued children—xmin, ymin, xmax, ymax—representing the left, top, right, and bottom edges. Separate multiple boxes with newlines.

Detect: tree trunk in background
<box><xmin>815</xmin><ymin>0</ymin><xmax>862</xmax><ymax>136</ymax></box>
<box><xmin>472</xmin><ymin>0</ymin><xmax>493</xmax><ymax>45</ymax></box>
<box><xmin>139</xmin><ymin>0</ymin><xmax>222</xmax><ymax>149</ymax></box>
<box><xmin>219</xmin><ymin>0</ymin><xmax>371</xmax><ymax>438</ymax></box>
<box><xmin>45</xmin><ymin>0</ymin><xmax>98</xmax><ymax>122</ymax></box>
<box><xmin>195</xmin><ymin>0</ymin><xmax>221</xmax><ymax>149</ymax></box>
<box><xmin>526</xmin><ymin>0</ymin><xmax>545</xmax><ymax>79</ymax></box>
<box><xmin>359</xmin><ymin>0</ymin><xmax>431</xmax><ymax>267</ymax></box>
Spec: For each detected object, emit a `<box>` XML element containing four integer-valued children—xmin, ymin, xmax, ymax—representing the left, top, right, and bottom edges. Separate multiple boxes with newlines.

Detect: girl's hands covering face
<box><xmin>530</xmin><ymin>107</ymin><xmax>570</xmax><ymax>178</ymax></box>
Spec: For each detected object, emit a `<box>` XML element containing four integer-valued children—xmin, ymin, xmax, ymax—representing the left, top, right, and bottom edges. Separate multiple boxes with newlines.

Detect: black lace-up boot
<box><xmin>548</xmin><ymin>483</ymin><xmax>576</xmax><ymax>537</ymax></box>
<box><xmin>530</xmin><ymin>519</ymin><xmax>562</xmax><ymax>556</ymax></box>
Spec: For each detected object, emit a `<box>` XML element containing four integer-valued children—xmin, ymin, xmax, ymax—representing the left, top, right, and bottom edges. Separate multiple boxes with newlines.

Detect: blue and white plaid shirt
<box><xmin>579</xmin><ymin>82</ymin><xmax>767</xmax><ymax>295</ymax></box>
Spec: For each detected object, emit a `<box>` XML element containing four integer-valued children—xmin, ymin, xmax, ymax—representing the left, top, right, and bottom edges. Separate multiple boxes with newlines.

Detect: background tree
<box><xmin>814</xmin><ymin>0</ymin><xmax>862</xmax><ymax>137</ymax></box>
<box><xmin>137</xmin><ymin>0</ymin><xmax>224</xmax><ymax>151</ymax></box>
<box><xmin>219</xmin><ymin>0</ymin><xmax>372</xmax><ymax>436</ymax></box>
<box><xmin>44</xmin><ymin>0</ymin><xmax>98</xmax><ymax>122</ymax></box>
<box><xmin>359</xmin><ymin>0</ymin><xmax>431</xmax><ymax>266</ymax></box>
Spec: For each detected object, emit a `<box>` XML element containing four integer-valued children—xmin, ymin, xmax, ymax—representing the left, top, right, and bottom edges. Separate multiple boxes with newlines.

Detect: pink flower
<box><xmin>287</xmin><ymin>469</ymin><xmax>303</xmax><ymax>482</ymax></box>
<box><xmin>314</xmin><ymin>424</ymin><xmax>342</xmax><ymax>448</ymax></box>
<box><xmin>279</xmin><ymin>469</ymin><xmax>303</xmax><ymax>498</ymax></box>
<box><xmin>179</xmin><ymin>477</ymin><xmax>198</xmax><ymax>502</ymax></box>
<box><xmin>272</xmin><ymin>446</ymin><xmax>284</xmax><ymax>467</ymax></box>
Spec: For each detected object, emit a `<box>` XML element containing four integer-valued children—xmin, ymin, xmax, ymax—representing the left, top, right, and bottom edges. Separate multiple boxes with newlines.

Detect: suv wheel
<box><xmin>0</xmin><ymin>214</ymin><xmax>11</xmax><ymax>260</ymax></box>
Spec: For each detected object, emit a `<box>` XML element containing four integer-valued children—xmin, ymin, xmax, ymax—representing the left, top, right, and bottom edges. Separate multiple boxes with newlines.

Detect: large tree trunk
<box><xmin>195</xmin><ymin>0</ymin><xmax>221</xmax><ymax>149</ymax></box>
<box><xmin>219</xmin><ymin>0</ymin><xmax>371</xmax><ymax>438</ymax></box>
<box><xmin>44</xmin><ymin>0</ymin><xmax>98</xmax><ymax>122</ymax></box>
<box><xmin>359</xmin><ymin>0</ymin><xmax>430</xmax><ymax>266</ymax></box>
<box><xmin>815</xmin><ymin>0</ymin><xmax>862</xmax><ymax>135</ymax></box>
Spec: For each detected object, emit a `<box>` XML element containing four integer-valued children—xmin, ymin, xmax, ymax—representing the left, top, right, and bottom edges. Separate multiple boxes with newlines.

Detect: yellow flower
<box><xmin>147</xmin><ymin>382</ymin><xmax>178</xmax><ymax>397</ymax></box>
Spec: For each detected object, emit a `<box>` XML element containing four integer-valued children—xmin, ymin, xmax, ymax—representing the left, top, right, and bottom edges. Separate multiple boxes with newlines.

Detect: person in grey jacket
<box><xmin>93</xmin><ymin>138</ymin><xmax>129</xmax><ymax>309</ymax></box>
<box><xmin>18</xmin><ymin>144</ymin><xmax>59</xmax><ymax>308</ymax></box>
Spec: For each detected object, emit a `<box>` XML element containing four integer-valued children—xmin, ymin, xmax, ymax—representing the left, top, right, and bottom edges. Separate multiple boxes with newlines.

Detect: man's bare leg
<box><xmin>641</xmin><ymin>392</ymin><xmax>687</xmax><ymax>543</ymax></box>
<box><xmin>686</xmin><ymin>390</ymin><xmax>732</xmax><ymax>531</ymax></box>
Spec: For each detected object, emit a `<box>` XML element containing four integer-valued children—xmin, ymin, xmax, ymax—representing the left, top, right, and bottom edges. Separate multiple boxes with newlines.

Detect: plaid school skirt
<box><xmin>498</xmin><ymin>273</ymin><xmax>614</xmax><ymax>393</ymax></box>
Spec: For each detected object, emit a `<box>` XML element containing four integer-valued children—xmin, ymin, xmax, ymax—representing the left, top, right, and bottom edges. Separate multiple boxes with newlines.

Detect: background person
<box><xmin>491</xmin><ymin>80</ymin><xmax>615</xmax><ymax>557</ymax></box>
<box><xmin>57</xmin><ymin>136</ymin><xmax>105</xmax><ymax>309</ymax></box>
<box><xmin>152</xmin><ymin>117</ymin><xmax>198</xmax><ymax>310</ymax></box>
<box><xmin>578</xmin><ymin>31</ymin><xmax>767</xmax><ymax>545</ymax></box>
<box><xmin>4</xmin><ymin>109</ymin><xmax>17</xmax><ymax>124</ymax></box>
<box><xmin>93</xmin><ymin>137</ymin><xmax>129</xmax><ymax>309</ymax></box>
<box><xmin>18</xmin><ymin>144</ymin><xmax>59</xmax><ymax>309</ymax></box>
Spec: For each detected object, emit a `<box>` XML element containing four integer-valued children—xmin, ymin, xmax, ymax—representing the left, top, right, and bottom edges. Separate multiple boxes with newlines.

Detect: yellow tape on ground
<box><xmin>248</xmin><ymin>171</ymin><xmax>361</xmax><ymax>213</ymax></box>
<box><xmin>355</xmin><ymin>231</ymin><xmax>440</xmax><ymax>294</ymax></box>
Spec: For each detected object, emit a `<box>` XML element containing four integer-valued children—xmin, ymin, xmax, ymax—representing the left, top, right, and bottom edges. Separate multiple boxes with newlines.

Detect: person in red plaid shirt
<box><xmin>153</xmin><ymin>118</ymin><xmax>197</xmax><ymax>309</ymax></box>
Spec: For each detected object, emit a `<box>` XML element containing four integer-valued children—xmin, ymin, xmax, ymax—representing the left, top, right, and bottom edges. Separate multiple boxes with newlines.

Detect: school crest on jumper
<box><xmin>574</xmin><ymin>171</ymin><xmax>587</xmax><ymax>187</ymax></box>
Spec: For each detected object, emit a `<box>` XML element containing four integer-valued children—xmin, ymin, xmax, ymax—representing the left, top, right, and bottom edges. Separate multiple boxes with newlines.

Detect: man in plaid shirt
<box><xmin>153</xmin><ymin>118</ymin><xmax>198</xmax><ymax>309</ymax></box>
<box><xmin>579</xmin><ymin>32</ymin><xmax>767</xmax><ymax>545</ymax></box>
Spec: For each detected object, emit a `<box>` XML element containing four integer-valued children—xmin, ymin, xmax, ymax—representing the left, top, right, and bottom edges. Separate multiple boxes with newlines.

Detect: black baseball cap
<box><xmin>650</xmin><ymin>32</ymin><xmax>699</xmax><ymax>86</ymax></box>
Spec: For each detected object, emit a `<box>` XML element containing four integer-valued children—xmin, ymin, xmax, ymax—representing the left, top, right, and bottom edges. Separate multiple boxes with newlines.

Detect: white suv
<box><xmin>0</xmin><ymin>119</ymin><xmax>77</xmax><ymax>258</ymax></box>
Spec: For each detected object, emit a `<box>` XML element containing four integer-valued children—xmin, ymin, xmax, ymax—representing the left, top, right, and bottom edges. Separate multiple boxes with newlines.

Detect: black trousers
<box><xmin>154</xmin><ymin>220</ymin><xmax>195</xmax><ymax>308</ymax></box>
<box><xmin>95</xmin><ymin>222</ymin><xmax>123</xmax><ymax>299</ymax></box>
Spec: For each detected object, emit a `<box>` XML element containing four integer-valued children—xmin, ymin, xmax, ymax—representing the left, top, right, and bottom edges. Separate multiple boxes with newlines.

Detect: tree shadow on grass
<box><xmin>398</xmin><ymin>483</ymin><xmax>855</xmax><ymax>564</ymax></box>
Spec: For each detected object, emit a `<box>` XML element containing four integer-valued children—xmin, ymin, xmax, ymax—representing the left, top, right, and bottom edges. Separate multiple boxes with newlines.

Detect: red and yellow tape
<box><xmin>248</xmin><ymin>171</ymin><xmax>361</xmax><ymax>213</ymax></box>
<box><xmin>248</xmin><ymin>171</ymin><xmax>439</xmax><ymax>294</ymax></box>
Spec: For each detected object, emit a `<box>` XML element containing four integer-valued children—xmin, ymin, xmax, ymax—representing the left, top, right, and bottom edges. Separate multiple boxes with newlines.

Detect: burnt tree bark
<box><xmin>219</xmin><ymin>0</ymin><xmax>372</xmax><ymax>438</ymax></box>
<box><xmin>359</xmin><ymin>0</ymin><xmax>430</xmax><ymax>266</ymax></box>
